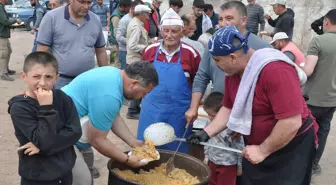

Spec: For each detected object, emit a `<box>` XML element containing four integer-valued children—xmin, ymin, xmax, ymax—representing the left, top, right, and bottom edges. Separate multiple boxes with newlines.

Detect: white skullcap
<box><xmin>160</xmin><ymin>8</ymin><xmax>184</xmax><ymax>27</ymax></box>
<box><xmin>134</xmin><ymin>5</ymin><xmax>152</xmax><ymax>14</ymax></box>
<box><xmin>269</xmin><ymin>0</ymin><xmax>287</xmax><ymax>6</ymax></box>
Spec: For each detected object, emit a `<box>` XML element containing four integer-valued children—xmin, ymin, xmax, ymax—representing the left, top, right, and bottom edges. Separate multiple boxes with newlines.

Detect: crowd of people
<box><xmin>1</xmin><ymin>0</ymin><xmax>336</xmax><ymax>184</ymax></box>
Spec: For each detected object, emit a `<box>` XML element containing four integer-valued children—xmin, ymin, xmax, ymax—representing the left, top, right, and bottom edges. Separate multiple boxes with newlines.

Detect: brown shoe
<box><xmin>1</xmin><ymin>74</ymin><xmax>14</xmax><ymax>81</ymax></box>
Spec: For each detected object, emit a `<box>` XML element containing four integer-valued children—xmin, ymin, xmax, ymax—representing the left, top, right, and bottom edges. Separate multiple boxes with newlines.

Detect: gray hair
<box><xmin>125</xmin><ymin>61</ymin><xmax>159</xmax><ymax>87</ymax></box>
<box><xmin>134</xmin><ymin>11</ymin><xmax>149</xmax><ymax>17</ymax></box>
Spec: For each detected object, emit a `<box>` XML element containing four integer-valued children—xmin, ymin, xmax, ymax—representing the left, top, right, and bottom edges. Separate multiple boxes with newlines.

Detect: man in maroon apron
<box><xmin>187</xmin><ymin>26</ymin><xmax>318</xmax><ymax>185</ymax></box>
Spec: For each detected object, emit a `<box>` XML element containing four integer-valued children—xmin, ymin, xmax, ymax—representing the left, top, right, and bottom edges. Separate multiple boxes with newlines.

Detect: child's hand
<box><xmin>34</xmin><ymin>88</ymin><xmax>53</xmax><ymax>106</ymax></box>
<box><xmin>18</xmin><ymin>142</ymin><xmax>40</xmax><ymax>156</ymax></box>
<box><xmin>237</xmin><ymin>167</ymin><xmax>243</xmax><ymax>176</ymax></box>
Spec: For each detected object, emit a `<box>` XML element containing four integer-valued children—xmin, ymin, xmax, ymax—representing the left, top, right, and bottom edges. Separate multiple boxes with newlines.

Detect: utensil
<box><xmin>165</xmin><ymin>122</ymin><xmax>190</xmax><ymax>175</ymax></box>
<box><xmin>144</xmin><ymin>122</ymin><xmax>243</xmax><ymax>154</ymax></box>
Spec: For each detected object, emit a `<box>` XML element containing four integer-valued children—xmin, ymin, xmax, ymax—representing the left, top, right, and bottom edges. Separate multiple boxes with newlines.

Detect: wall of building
<box><xmin>160</xmin><ymin>0</ymin><xmax>336</xmax><ymax>52</ymax></box>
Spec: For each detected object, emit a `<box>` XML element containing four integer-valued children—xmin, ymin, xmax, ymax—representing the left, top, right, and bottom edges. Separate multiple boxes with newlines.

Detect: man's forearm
<box><xmin>259</xmin><ymin>115</ymin><xmax>301</xmax><ymax>156</ymax></box>
<box><xmin>190</xmin><ymin>92</ymin><xmax>203</xmax><ymax>110</ymax></box>
<box><xmin>204</xmin><ymin>106</ymin><xmax>231</xmax><ymax>137</ymax></box>
<box><xmin>111</xmin><ymin>115</ymin><xmax>137</xmax><ymax>147</ymax></box>
<box><xmin>96</xmin><ymin>49</ymin><xmax>108</xmax><ymax>66</ymax></box>
<box><xmin>92</xmin><ymin>137</ymin><xmax>128</xmax><ymax>162</ymax></box>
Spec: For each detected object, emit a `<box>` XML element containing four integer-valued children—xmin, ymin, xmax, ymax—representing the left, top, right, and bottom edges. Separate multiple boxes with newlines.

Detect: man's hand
<box><xmin>185</xmin><ymin>107</ymin><xmax>198</xmax><ymax>126</ymax></box>
<box><xmin>243</xmin><ymin>145</ymin><xmax>269</xmax><ymax>164</ymax></box>
<box><xmin>18</xmin><ymin>142</ymin><xmax>40</xmax><ymax>156</ymax></box>
<box><xmin>128</xmin><ymin>139</ymin><xmax>144</xmax><ymax>148</ymax></box>
<box><xmin>264</xmin><ymin>14</ymin><xmax>271</xmax><ymax>20</ymax></box>
<box><xmin>126</xmin><ymin>155</ymin><xmax>148</xmax><ymax>168</ymax></box>
<box><xmin>186</xmin><ymin>130</ymin><xmax>210</xmax><ymax>144</ymax></box>
<box><xmin>34</xmin><ymin>88</ymin><xmax>53</xmax><ymax>106</ymax></box>
<box><xmin>30</xmin><ymin>29</ymin><xmax>36</xmax><ymax>35</ymax></box>
<box><xmin>237</xmin><ymin>167</ymin><xmax>243</xmax><ymax>176</ymax></box>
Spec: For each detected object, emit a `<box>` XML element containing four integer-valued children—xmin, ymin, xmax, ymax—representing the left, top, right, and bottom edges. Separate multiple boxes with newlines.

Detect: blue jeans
<box><xmin>118</xmin><ymin>50</ymin><xmax>127</xmax><ymax>70</ymax></box>
<box><xmin>32</xmin><ymin>31</ymin><xmax>38</xmax><ymax>52</ymax></box>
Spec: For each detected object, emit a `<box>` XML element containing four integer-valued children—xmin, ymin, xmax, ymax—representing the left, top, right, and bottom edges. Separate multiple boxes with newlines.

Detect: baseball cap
<box><xmin>208</xmin><ymin>26</ymin><xmax>250</xmax><ymax>57</ymax></box>
<box><xmin>269</xmin><ymin>0</ymin><xmax>287</xmax><ymax>6</ymax></box>
<box><xmin>134</xmin><ymin>4</ymin><xmax>152</xmax><ymax>13</ymax></box>
<box><xmin>269</xmin><ymin>32</ymin><xmax>289</xmax><ymax>44</ymax></box>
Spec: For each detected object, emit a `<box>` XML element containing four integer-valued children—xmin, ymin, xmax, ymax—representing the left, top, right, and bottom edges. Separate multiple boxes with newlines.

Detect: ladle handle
<box><xmin>175</xmin><ymin>138</ymin><xmax>243</xmax><ymax>154</ymax></box>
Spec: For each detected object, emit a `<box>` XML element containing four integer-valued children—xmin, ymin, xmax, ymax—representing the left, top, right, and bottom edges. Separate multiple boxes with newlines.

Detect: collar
<box><xmin>134</xmin><ymin>17</ymin><xmax>144</xmax><ymax>25</ymax></box>
<box><xmin>64</xmin><ymin>4</ymin><xmax>90</xmax><ymax>21</ymax></box>
<box><xmin>159</xmin><ymin>42</ymin><xmax>180</xmax><ymax>56</ymax></box>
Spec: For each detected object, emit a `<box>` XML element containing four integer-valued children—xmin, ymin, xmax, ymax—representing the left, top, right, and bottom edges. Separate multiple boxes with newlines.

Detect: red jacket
<box><xmin>142</xmin><ymin>41</ymin><xmax>201</xmax><ymax>87</ymax></box>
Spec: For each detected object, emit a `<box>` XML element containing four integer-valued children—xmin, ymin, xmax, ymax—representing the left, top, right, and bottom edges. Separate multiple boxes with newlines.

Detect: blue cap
<box><xmin>208</xmin><ymin>26</ymin><xmax>250</xmax><ymax>56</ymax></box>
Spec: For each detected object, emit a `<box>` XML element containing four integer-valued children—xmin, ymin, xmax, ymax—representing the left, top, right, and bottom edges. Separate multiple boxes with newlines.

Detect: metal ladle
<box><xmin>143</xmin><ymin>122</ymin><xmax>243</xmax><ymax>174</ymax></box>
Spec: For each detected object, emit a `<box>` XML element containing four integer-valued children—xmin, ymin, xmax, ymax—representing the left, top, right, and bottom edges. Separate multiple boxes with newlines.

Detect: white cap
<box><xmin>269</xmin><ymin>32</ymin><xmax>289</xmax><ymax>44</ymax></box>
<box><xmin>269</xmin><ymin>0</ymin><xmax>287</xmax><ymax>5</ymax></box>
<box><xmin>160</xmin><ymin>8</ymin><xmax>184</xmax><ymax>27</ymax></box>
<box><xmin>134</xmin><ymin>5</ymin><xmax>152</xmax><ymax>14</ymax></box>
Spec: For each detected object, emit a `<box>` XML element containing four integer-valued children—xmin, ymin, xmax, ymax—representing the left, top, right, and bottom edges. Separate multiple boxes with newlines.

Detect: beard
<box><xmin>124</xmin><ymin>91</ymin><xmax>136</xmax><ymax>101</ymax></box>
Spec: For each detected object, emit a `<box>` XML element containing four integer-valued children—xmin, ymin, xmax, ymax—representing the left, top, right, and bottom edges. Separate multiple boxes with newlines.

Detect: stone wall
<box><xmin>159</xmin><ymin>0</ymin><xmax>336</xmax><ymax>52</ymax></box>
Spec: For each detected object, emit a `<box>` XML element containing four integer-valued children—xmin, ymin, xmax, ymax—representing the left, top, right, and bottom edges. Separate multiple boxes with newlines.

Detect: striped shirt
<box><xmin>91</xmin><ymin>4</ymin><xmax>109</xmax><ymax>27</ymax></box>
<box><xmin>246</xmin><ymin>3</ymin><xmax>265</xmax><ymax>35</ymax></box>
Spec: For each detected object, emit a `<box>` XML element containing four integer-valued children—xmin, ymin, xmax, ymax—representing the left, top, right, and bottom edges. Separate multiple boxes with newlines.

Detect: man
<box><xmin>301</xmin><ymin>9</ymin><xmax>336</xmax><ymax>175</ymax></box>
<box><xmin>270</xmin><ymin>32</ymin><xmax>305</xmax><ymax>66</ymax></box>
<box><xmin>203</xmin><ymin>4</ymin><xmax>219</xmax><ymax>28</ymax></box>
<box><xmin>36</xmin><ymin>0</ymin><xmax>108</xmax><ymax>89</ymax></box>
<box><xmin>126</xmin><ymin>4</ymin><xmax>152</xmax><ymax>119</ymax></box>
<box><xmin>116</xmin><ymin>0</ymin><xmax>143</xmax><ymax>70</ymax></box>
<box><xmin>109</xmin><ymin>0</ymin><xmax>131</xmax><ymax>48</ymax></box>
<box><xmin>181</xmin><ymin>14</ymin><xmax>204</xmax><ymax>56</ymax></box>
<box><xmin>48</xmin><ymin>0</ymin><xmax>64</xmax><ymax>9</ymax></box>
<box><xmin>109</xmin><ymin>0</ymin><xmax>131</xmax><ymax>65</ymax></box>
<box><xmin>246</xmin><ymin>0</ymin><xmax>265</xmax><ymax>35</ymax></box>
<box><xmin>109</xmin><ymin>0</ymin><xmax>120</xmax><ymax>14</ymax></box>
<box><xmin>190</xmin><ymin>0</ymin><xmax>212</xmax><ymax>41</ymax></box>
<box><xmin>144</xmin><ymin>0</ymin><xmax>162</xmax><ymax>39</ymax></box>
<box><xmin>62</xmin><ymin>62</ymin><xmax>158</xmax><ymax>185</ymax></box>
<box><xmin>0</xmin><ymin>0</ymin><xmax>21</xmax><ymax>81</ymax></box>
<box><xmin>185</xmin><ymin>1</ymin><xmax>271</xmax><ymax>124</ymax></box>
<box><xmin>137</xmin><ymin>8</ymin><xmax>201</xmax><ymax>154</ymax></box>
<box><xmin>187</xmin><ymin>25</ymin><xmax>317</xmax><ymax>185</ymax></box>
<box><xmin>260</xmin><ymin>0</ymin><xmax>295</xmax><ymax>40</ymax></box>
<box><xmin>30</xmin><ymin>0</ymin><xmax>46</xmax><ymax>52</ymax></box>
<box><xmin>91</xmin><ymin>0</ymin><xmax>110</xmax><ymax>31</ymax></box>
<box><xmin>311</xmin><ymin>15</ymin><xmax>324</xmax><ymax>35</ymax></box>
<box><xmin>169</xmin><ymin>0</ymin><xmax>183</xmax><ymax>14</ymax></box>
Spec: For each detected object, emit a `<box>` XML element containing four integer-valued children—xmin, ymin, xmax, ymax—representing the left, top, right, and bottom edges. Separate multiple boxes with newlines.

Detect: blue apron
<box><xmin>137</xmin><ymin>44</ymin><xmax>193</xmax><ymax>153</ymax></box>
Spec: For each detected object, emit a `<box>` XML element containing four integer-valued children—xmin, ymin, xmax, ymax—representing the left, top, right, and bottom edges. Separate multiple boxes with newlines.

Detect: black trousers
<box><xmin>308</xmin><ymin>105</ymin><xmax>336</xmax><ymax>165</ymax></box>
<box><xmin>21</xmin><ymin>172</ymin><xmax>72</xmax><ymax>185</ymax></box>
<box><xmin>128</xmin><ymin>99</ymin><xmax>141</xmax><ymax>115</ymax></box>
<box><xmin>241</xmin><ymin>126</ymin><xmax>315</xmax><ymax>185</ymax></box>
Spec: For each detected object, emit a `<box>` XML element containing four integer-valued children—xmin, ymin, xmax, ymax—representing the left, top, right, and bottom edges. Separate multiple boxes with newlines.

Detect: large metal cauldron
<box><xmin>107</xmin><ymin>150</ymin><xmax>211</xmax><ymax>185</ymax></box>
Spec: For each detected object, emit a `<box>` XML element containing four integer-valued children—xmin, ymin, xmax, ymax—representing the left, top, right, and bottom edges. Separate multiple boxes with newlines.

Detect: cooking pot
<box><xmin>107</xmin><ymin>149</ymin><xmax>211</xmax><ymax>185</ymax></box>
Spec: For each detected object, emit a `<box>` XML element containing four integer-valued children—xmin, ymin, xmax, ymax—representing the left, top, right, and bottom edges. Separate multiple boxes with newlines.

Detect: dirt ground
<box><xmin>0</xmin><ymin>30</ymin><xmax>335</xmax><ymax>185</ymax></box>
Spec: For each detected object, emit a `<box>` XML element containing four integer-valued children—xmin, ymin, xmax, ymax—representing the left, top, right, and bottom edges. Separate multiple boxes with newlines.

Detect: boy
<box><xmin>8</xmin><ymin>52</ymin><xmax>82</xmax><ymax>185</ymax></box>
<box><xmin>203</xmin><ymin>92</ymin><xmax>244</xmax><ymax>185</ymax></box>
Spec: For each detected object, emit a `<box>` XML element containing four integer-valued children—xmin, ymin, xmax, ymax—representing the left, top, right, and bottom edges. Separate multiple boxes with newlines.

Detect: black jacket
<box><xmin>8</xmin><ymin>89</ymin><xmax>82</xmax><ymax>182</ymax></box>
<box><xmin>268</xmin><ymin>8</ymin><xmax>295</xmax><ymax>40</ymax></box>
<box><xmin>311</xmin><ymin>16</ymin><xmax>324</xmax><ymax>35</ymax></box>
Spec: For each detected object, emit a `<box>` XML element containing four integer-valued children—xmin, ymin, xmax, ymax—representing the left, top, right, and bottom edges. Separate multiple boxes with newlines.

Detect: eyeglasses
<box><xmin>76</xmin><ymin>0</ymin><xmax>92</xmax><ymax>6</ymax></box>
